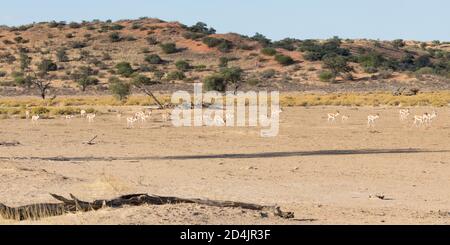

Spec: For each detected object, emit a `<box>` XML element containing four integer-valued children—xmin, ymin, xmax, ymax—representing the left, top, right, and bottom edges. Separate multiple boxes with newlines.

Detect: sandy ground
<box><xmin>0</xmin><ymin>106</ymin><xmax>449</xmax><ymax>224</ymax></box>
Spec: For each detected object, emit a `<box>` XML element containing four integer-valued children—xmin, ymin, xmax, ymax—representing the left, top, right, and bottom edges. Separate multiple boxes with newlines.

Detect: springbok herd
<box><xmin>22</xmin><ymin>107</ymin><xmax>442</xmax><ymax>129</ymax></box>
<box><xmin>328</xmin><ymin>108</ymin><xmax>439</xmax><ymax>128</ymax></box>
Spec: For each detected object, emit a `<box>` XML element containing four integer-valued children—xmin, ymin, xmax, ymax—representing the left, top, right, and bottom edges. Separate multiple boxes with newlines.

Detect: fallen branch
<box><xmin>0</xmin><ymin>141</ymin><xmax>21</xmax><ymax>147</ymax></box>
<box><xmin>83</xmin><ymin>135</ymin><xmax>97</xmax><ymax>145</ymax></box>
<box><xmin>0</xmin><ymin>193</ymin><xmax>294</xmax><ymax>221</ymax></box>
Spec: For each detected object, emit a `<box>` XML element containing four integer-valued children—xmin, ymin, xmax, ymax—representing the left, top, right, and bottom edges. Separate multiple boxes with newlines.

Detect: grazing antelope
<box><xmin>327</xmin><ymin>111</ymin><xmax>340</xmax><ymax>123</ymax></box>
<box><xmin>135</xmin><ymin>111</ymin><xmax>148</xmax><ymax>123</ymax></box>
<box><xmin>86</xmin><ymin>113</ymin><xmax>96</xmax><ymax>123</ymax></box>
<box><xmin>80</xmin><ymin>110</ymin><xmax>87</xmax><ymax>117</ymax></box>
<box><xmin>413</xmin><ymin>114</ymin><xmax>426</xmax><ymax>127</ymax></box>
<box><xmin>126</xmin><ymin>116</ymin><xmax>138</xmax><ymax>128</ymax></box>
<box><xmin>399</xmin><ymin>109</ymin><xmax>410</xmax><ymax>121</ymax></box>
<box><xmin>367</xmin><ymin>114</ymin><xmax>380</xmax><ymax>127</ymax></box>
<box><xmin>162</xmin><ymin>112</ymin><xmax>170</xmax><ymax>122</ymax></box>
<box><xmin>25</xmin><ymin>110</ymin><xmax>31</xmax><ymax>119</ymax></box>
<box><xmin>214</xmin><ymin>115</ymin><xmax>225</xmax><ymax>126</ymax></box>
<box><xmin>31</xmin><ymin>115</ymin><xmax>40</xmax><ymax>124</ymax></box>
<box><xmin>65</xmin><ymin>115</ymin><xmax>74</xmax><ymax>122</ymax></box>
<box><xmin>341</xmin><ymin>115</ymin><xmax>350</xmax><ymax>122</ymax></box>
<box><xmin>424</xmin><ymin>110</ymin><xmax>437</xmax><ymax>125</ymax></box>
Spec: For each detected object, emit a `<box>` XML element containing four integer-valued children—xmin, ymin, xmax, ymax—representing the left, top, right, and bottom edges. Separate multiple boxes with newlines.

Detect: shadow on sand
<box><xmin>1</xmin><ymin>148</ymin><xmax>448</xmax><ymax>162</ymax></box>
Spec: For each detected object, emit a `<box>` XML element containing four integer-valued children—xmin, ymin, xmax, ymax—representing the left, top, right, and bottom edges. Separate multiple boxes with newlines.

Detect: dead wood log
<box><xmin>0</xmin><ymin>193</ymin><xmax>294</xmax><ymax>221</ymax></box>
<box><xmin>0</xmin><ymin>141</ymin><xmax>21</xmax><ymax>146</ymax></box>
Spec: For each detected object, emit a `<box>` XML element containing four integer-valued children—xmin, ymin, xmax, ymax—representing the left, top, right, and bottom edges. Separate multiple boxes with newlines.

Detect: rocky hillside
<box><xmin>0</xmin><ymin>17</ymin><xmax>449</xmax><ymax>97</ymax></box>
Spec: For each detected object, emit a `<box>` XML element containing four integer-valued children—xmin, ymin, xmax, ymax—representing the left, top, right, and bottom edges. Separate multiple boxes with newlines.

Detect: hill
<box><xmin>0</xmin><ymin>17</ymin><xmax>449</xmax><ymax>98</ymax></box>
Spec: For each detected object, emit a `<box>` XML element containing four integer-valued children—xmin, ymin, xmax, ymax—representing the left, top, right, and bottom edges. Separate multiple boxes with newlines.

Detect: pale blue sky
<box><xmin>1</xmin><ymin>0</ymin><xmax>448</xmax><ymax>41</ymax></box>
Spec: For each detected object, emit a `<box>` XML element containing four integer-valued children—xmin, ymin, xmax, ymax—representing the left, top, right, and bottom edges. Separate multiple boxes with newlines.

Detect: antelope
<box><xmin>86</xmin><ymin>113</ymin><xmax>96</xmax><ymax>123</ymax></box>
<box><xmin>327</xmin><ymin>111</ymin><xmax>340</xmax><ymax>123</ymax></box>
<box><xmin>162</xmin><ymin>112</ymin><xmax>170</xmax><ymax>122</ymax></box>
<box><xmin>341</xmin><ymin>115</ymin><xmax>350</xmax><ymax>122</ymax></box>
<box><xmin>31</xmin><ymin>115</ymin><xmax>40</xmax><ymax>124</ymax></box>
<box><xmin>424</xmin><ymin>111</ymin><xmax>437</xmax><ymax>125</ymax></box>
<box><xmin>413</xmin><ymin>113</ymin><xmax>426</xmax><ymax>127</ymax></box>
<box><xmin>399</xmin><ymin>109</ymin><xmax>410</xmax><ymax>121</ymax></box>
<box><xmin>214</xmin><ymin>115</ymin><xmax>225</xmax><ymax>126</ymax></box>
<box><xmin>65</xmin><ymin>115</ymin><xmax>74</xmax><ymax>122</ymax></box>
<box><xmin>80</xmin><ymin>110</ymin><xmax>87</xmax><ymax>117</ymax></box>
<box><xmin>25</xmin><ymin>110</ymin><xmax>30</xmax><ymax>119</ymax></box>
<box><xmin>126</xmin><ymin>116</ymin><xmax>138</xmax><ymax>128</ymax></box>
<box><xmin>367</xmin><ymin>114</ymin><xmax>379</xmax><ymax>127</ymax></box>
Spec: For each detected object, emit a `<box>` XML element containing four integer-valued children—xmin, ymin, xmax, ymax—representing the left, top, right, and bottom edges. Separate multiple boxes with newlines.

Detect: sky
<box><xmin>1</xmin><ymin>0</ymin><xmax>449</xmax><ymax>41</ymax></box>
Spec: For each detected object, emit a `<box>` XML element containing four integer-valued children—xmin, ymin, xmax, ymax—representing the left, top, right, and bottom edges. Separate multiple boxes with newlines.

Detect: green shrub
<box><xmin>183</xmin><ymin>32</ymin><xmax>205</xmax><ymax>40</ymax></box>
<box><xmin>260</xmin><ymin>69</ymin><xmax>276</xmax><ymax>79</ymax></box>
<box><xmin>166</xmin><ymin>71</ymin><xmax>186</xmax><ymax>81</ymax></box>
<box><xmin>203</xmin><ymin>74</ymin><xmax>226</xmax><ymax>92</ymax></box>
<box><xmin>115</xmin><ymin>62</ymin><xmax>134</xmax><ymax>77</ymax></box>
<box><xmin>392</xmin><ymin>39</ymin><xmax>405</xmax><ymax>49</ymax></box>
<box><xmin>0</xmin><ymin>71</ymin><xmax>6</xmax><ymax>77</ymax></box>
<box><xmin>145</xmin><ymin>54</ymin><xmax>163</xmax><ymax>64</ymax></box>
<box><xmin>275</xmin><ymin>54</ymin><xmax>294</xmax><ymax>66</ymax></box>
<box><xmin>109</xmin><ymin>32</ymin><xmax>122</xmax><ymax>42</ymax></box>
<box><xmin>319</xmin><ymin>70</ymin><xmax>335</xmax><ymax>82</ymax></box>
<box><xmin>202</xmin><ymin>37</ymin><xmax>233</xmax><ymax>52</ymax></box>
<box><xmin>70</xmin><ymin>41</ymin><xmax>87</xmax><ymax>49</ymax></box>
<box><xmin>68</xmin><ymin>22</ymin><xmax>81</xmax><ymax>28</ymax></box>
<box><xmin>38</xmin><ymin>59</ymin><xmax>58</xmax><ymax>73</ymax></box>
<box><xmin>146</xmin><ymin>36</ymin><xmax>158</xmax><ymax>45</ymax></box>
<box><xmin>187</xmin><ymin>22</ymin><xmax>216</xmax><ymax>35</ymax></box>
<box><xmin>110</xmin><ymin>24</ymin><xmax>124</xmax><ymax>30</ymax></box>
<box><xmin>175</xmin><ymin>60</ymin><xmax>191</xmax><ymax>71</ymax></box>
<box><xmin>261</xmin><ymin>47</ymin><xmax>277</xmax><ymax>56</ymax></box>
<box><xmin>247</xmin><ymin>78</ymin><xmax>260</xmax><ymax>86</ymax></box>
<box><xmin>109</xmin><ymin>76</ymin><xmax>131</xmax><ymax>100</ymax></box>
<box><xmin>160</xmin><ymin>42</ymin><xmax>178</xmax><ymax>54</ymax></box>
<box><xmin>56</xmin><ymin>48</ymin><xmax>69</xmax><ymax>62</ymax></box>
<box><xmin>251</xmin><ymin>33</ymin><xmax>271</xmax><ymax>47</ymax></box>
<box><xmin>32</xmin><ymin>107</ymin><xmax>50</xmax><ymax>115</ymax></box>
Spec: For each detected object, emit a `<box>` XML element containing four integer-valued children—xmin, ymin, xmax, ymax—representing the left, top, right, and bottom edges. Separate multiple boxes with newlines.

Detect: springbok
<box><xmin>80</xmin><ymin>110</ymin><xmax>87</xmax><ymax>117</ymax></box>
<box><xmin>367</xmin><ymin>114</ymin><xmax>380</xmax><ymax>127</ymax></box>
<box><xmin>127</xmin><ymin>116</ymin><xmax>138</xmax><ymax>128</ymax></box>
<box><xmin>25</xmin><ymin>110</ymin><xmax>31</xmax><ymax>119</ymax></box>
<box><xmin>86</xmin><ymin>113</ymin><xmax>96</xmax><ymax>123</ymax></box>
<box><xmin>399</xmin><ymin>109</ymin><xmax>410</xmax><ymax>121</ymax></box>
<box><xmin>327</xmin><ymin>111</ymin><xmax>340</xmax><ymax>123</ymax></box>
<box><xmin>413</xmin><ymin>114</ymin><xmax>426</xmax><ymax>127</ymax></box>
<box><xmin>31</xmin><ymin>115</ymin><xmax>40</xmax><ymax>124</ymax></box>
<box><xmin>341</xmin><ymin>115</ymin><xmax>350</xmax><ymax>122</ymax></box>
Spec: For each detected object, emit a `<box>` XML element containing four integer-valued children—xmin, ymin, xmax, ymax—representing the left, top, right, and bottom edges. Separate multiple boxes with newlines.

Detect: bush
<box><xmin>175</xmin><ymin>60</ymin><xmax>191</xmax><ymax>71</ymax></box>
<box><xmin>160</xmin><ymin>42</ymin><xmax>178</xmax><ymax>54</ymax></box>
<box><xmin>203</xmin><ymin>74</ymin><xmax>226</xmax><ymax>91</ymax></box>
<box><xmin>72</xmin><ymin>66</ymin><xmax>99</xmax><ymax>91</ymax></box>
<box><xmin>11</xmin><ymin>72</ymin><xmax>32</xmax><ymax>87</ymax></box>
<box><xmin>115</xmin><ymin>62</ymin><xmax>134</xmax><ymax>77</ymax></box>
<box><xmin>70</xmin><ymin>41</ymin><xmax>87</xmax><ymax>49</ymax></box>
<box><xmin>56</xmin><ymin>48</ymin><xmax>69</xmax><ymax>62</ymax></box>
<box><xmin>38</xmin><ymin>59</ymin><xmax>58</xmax><ymax>73</ymax></box>
<box><xmin>251</xmin><ymin>33</ymin><xmax>271</xmax><ymax>47</ymax></box>
<box><xmin>299</xmin><ymin>38</ymin><xmax>350</xmax><ymax>61</ymax></box>
<box><xmin>202</xmin><ymin>37</ymin><xmax>233</xmax><ymax>52</ymax></box>
<box><xmin>68</xmin><ymin>22</ymin><xmax>81</xmax><ymax>28</ymax></box>
<box><xmin>261</xmin><ymin>47</ymin><xmax>277</xmax><ymax>56</ymax></box>
<box><xmin>319</xmin><ymin>70</ymin><xmax>335</xmax><ymax>82</ymax></box>
<box><xmin>202</xmin><ymin>37</ymin><xmax>223</xmax><ymax>47</ymax></box>
<box><xmin>146</xmin><ymin>36</ymin><xmax>158</xmax><ymax>45</ymax></box>
<box><xmin>131</xmin><ymin>74</ymin><xmax>155</xmax><ymax>86</ymax></box>
<box><xmin>272</xmin><ymin>38</ymin><xmax>298</xmax><ymax>51</ymax></box>
<box><xmin>109</xmin><ymin>32</ymin><xmax>122</xmax><ymax>42</ymax></box>
<box><xmin>166</xmin><ymin>71</ymin><xmax>186</xmax><ymax>81</ymax></box>
<box><xmin>187</xmin><ymin>22</ymin><xmax>216</xmax><ymax>35</ymax></box>
<box><xmin>275</xmin><ymin>54</ymin><xmax>294</xmax><ymax>66</ymax></box>
<box><xmin>247</xmin><ymin>78</ymin><xmax>260</xmax><ymax>86</ymax></box>
<box><xmin>32</xmin><ymin>107</ymin><xmax>50</xmax><ymax>115</ymax></box>
<box><xmin>111</xmin><ymin>24</ymin><xmax>125</xmax><ymax>30</ymax></box>
<box><xmin>392</xmin><ymin>39</ymin><xmax>405</xmax><ymax>49</ymax></box>
<box><xmin>109</xmin><ymin>76</ymin><xmax>131</xmax><ymax>100</ymax></box>
<box><xmin>260</xmin><ymin>69</ymin><xmax>276</xmax><ymax>79</ymax></box>
<box><xmin>183</xmin><ymin>32</ymin><xmax>205</xmax><ymax>40</ymax></box>
<box><xmin>145</xmin><ymin>54</ymin><xmax>163</xmax><ymax>64</ymax></box>
<box><xmin>219</xmin><ymin>57</ymin><xmax>229</xmax><ymax>68</ymax></box>
<box><xmin>0</xmin><ymin>71</ymin><xmax>7</xmax><ymax>77</ymax></box>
